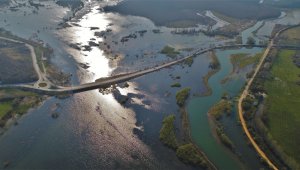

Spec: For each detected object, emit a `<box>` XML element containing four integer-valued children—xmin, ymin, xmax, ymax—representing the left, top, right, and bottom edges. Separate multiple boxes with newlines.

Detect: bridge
<box><xmin>0</xmin><ymin>43</ymin><xmax>299</xmax><ymax>95</ymax></box>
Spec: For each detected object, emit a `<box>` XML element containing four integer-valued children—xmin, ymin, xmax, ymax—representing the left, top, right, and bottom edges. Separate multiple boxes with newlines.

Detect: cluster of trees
<box><xmin>159</xmin><ymin>115</ymin><xmax>208</xmax><ymax>168</ymax></box>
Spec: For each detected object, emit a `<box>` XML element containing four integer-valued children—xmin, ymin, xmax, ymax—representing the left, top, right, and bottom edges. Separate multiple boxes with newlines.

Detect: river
<box><xmin>0</xmin><ymin>0</ymin><xmax>296</xmax><ymax>169</ymax></box>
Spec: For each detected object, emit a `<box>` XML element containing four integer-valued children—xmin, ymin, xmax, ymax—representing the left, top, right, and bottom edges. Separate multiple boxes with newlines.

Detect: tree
<box><xmin>247</xmin><ymin>37</ymin><xmax>256</xmax><ymax>45</ymax></box>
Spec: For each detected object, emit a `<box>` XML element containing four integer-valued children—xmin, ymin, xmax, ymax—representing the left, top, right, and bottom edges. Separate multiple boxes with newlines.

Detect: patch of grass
<box><xmin>176</xmin><ymin>143</ymin><xmax>208</xmax><ymax>168</ymax></box>
<box><xmin>175</xmin><ymin>87</ymin><xmax>191</xmax><ymax>107</ymax></box>
<box><xmin>0</xmin><ymin>101</ymin><xmax>12</xmax><ymax>119</ymax></box>
<box><xmin>161</xmin><ymin>45</ymin><xmax>180</xmax><ymax>58</ymax></box>
<box><xmin>159</xmin><ymin>115</ymin><xmax>178</xmax><ymax>149</ymax></box>
<box><xmin>264</xmin><ymin>50</ymin><xmax>300</xmax><ymax>165</ymax></box>
<box><xmin>0</xmin><ymin>89</ymin><xmax>36</xmax><ymax>98</ymax></box>
<box><xmin>208</xmin><ymin>99</ymin><xmax>232</xmax><ymax>120</ymax></box>
<box><xmin>170</xmin><ymin>82</ymin><xmax>181</xmax><ymax>88</ymax></box>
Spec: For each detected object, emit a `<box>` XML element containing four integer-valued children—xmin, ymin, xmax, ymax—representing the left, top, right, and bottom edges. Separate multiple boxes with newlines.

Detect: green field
<box><xmin>264</xmin><ymin>50</ymin><xmax>300</xmax><ymax>165</ymax></box>
<box><xmin>0</xmin><ymin>102</ymin><xmax>12</xmax><ymax>119</ymax></box>
<box><xmin>0</xmin><ymin>89</ymin><xmax>41</xmax><ymax>127</ymax></box>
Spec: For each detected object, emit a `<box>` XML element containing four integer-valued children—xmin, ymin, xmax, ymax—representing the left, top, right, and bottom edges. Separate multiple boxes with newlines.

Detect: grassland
<box><xmin>0</xmin><ymin>102</ymin><xmax>12</xmax><ymax>119</ymax></box>
<box><xmin>263</xmin><ymin>50</ymin><xmax>300</xmax><ymax>167</ymax></box>
<box><xmin>0</xmin><ymin>89</ymin><xmax>43</xmax><ymax>127</ymax></box>
<box><xmin>0</xmin><ymin>40</ymin><xmax>38</xmax><ymax>84</ymax></box>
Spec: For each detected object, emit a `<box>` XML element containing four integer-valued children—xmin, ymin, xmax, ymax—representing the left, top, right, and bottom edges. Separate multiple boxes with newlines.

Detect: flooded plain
<box><xmin>0</xmin><ymin>0</ymin><xmax>299</xmax><ymax>169</ymax></box>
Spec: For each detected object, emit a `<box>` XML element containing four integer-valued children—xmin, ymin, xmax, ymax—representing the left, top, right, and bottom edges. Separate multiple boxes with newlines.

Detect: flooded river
<box><xmin>0</xmin><ymin>1</ymin><xmax>299</xmax><ymax>169</ymax></box>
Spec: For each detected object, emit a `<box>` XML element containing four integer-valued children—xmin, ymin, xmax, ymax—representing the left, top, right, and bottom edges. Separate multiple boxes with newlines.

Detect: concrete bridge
<box><xmin>1</xmin><ymin>43</ymin><xmax>299</xmax><ymax>95</ymax></box>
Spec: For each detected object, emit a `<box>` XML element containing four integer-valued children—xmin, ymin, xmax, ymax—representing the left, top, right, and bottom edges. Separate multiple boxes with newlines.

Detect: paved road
<box><xmin>0</xmin><ymin>44</ymin><xmax>270</xmax><ymax>95</ymax></box>
<box><xmin>1</xmin><ymin>42</ymin><xmax>299</xmax><ymax>96</ymax></box>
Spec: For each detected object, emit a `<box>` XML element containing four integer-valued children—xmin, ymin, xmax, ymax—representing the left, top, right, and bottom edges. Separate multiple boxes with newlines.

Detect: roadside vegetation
<box><xmin>161</xmin><ymin>45</ymin><xmax>180</xmax><ymax>58</ymax></box>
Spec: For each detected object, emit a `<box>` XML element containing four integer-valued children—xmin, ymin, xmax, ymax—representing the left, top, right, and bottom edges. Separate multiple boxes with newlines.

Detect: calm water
<box><xmin>188</xmin><ymin>47</ymin><xmax>263</xmax><ymax>170</ymax></box>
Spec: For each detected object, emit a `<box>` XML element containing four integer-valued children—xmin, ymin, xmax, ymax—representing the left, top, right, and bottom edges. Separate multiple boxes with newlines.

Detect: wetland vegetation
<box><xmin>160</xmin><ymin>46</ymin><xmax>180</xmax><ymax>58</ymax></box>
<box><xmin>175</xmin><ymin>88</ymin><xmax>191</xmax><ymax>107</ymax></box>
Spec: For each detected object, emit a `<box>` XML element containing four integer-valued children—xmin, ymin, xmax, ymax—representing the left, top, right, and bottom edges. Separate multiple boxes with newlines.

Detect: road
<box><xmin>0</xmin><ymin>44</ymin><xmax>271</xmax><ymax>95</ymax></box>
<box><xmin>0</xmin><ymin>41</ymin><xmax>299</xmax><ymax>96</ymax></box>
<box><xmin>0</xmin><ymin>24</ymin><xmax>299</xmax><ymax>169</ymax></box>
<box><xmin>237</xmin><ymin>26</ymin><xmax>298</xmax><ymax>170</ymax></box>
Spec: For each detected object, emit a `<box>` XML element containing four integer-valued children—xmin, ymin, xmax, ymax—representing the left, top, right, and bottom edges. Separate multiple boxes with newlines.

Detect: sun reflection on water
<box><xmin>73</xmin><ymin>6</ymin><xmax>113</xmax><ymax>81</ymax></box>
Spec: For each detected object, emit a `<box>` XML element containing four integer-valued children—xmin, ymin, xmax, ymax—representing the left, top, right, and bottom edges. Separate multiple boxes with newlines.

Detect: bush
<box><xmin>171</xmin><ymin>82</ymin><xmax>181</xmax><ymax>87</ymax></box>
<box><xmin>176</xmin><ymin>143</ymin><xmax>208</xmax><ymax>168</ymax></box>
<box><xmin>247</xmin><ymin>37</ymin><xmax>256</xmax><ymax>45</ymax></box>
<box><xmin>159</xmin><ymin>115</ymin><xmax>178</xmax><ymax>149</ymax></box>
<box><xmin>175</xmin><ymin>88</ymin><xmax>191</xmax><ymax>106</ymax></box>
<box><xmin>161</xmin><ymin>46</ymin><xmax>180</xmax><ymax>58</ymax></box>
